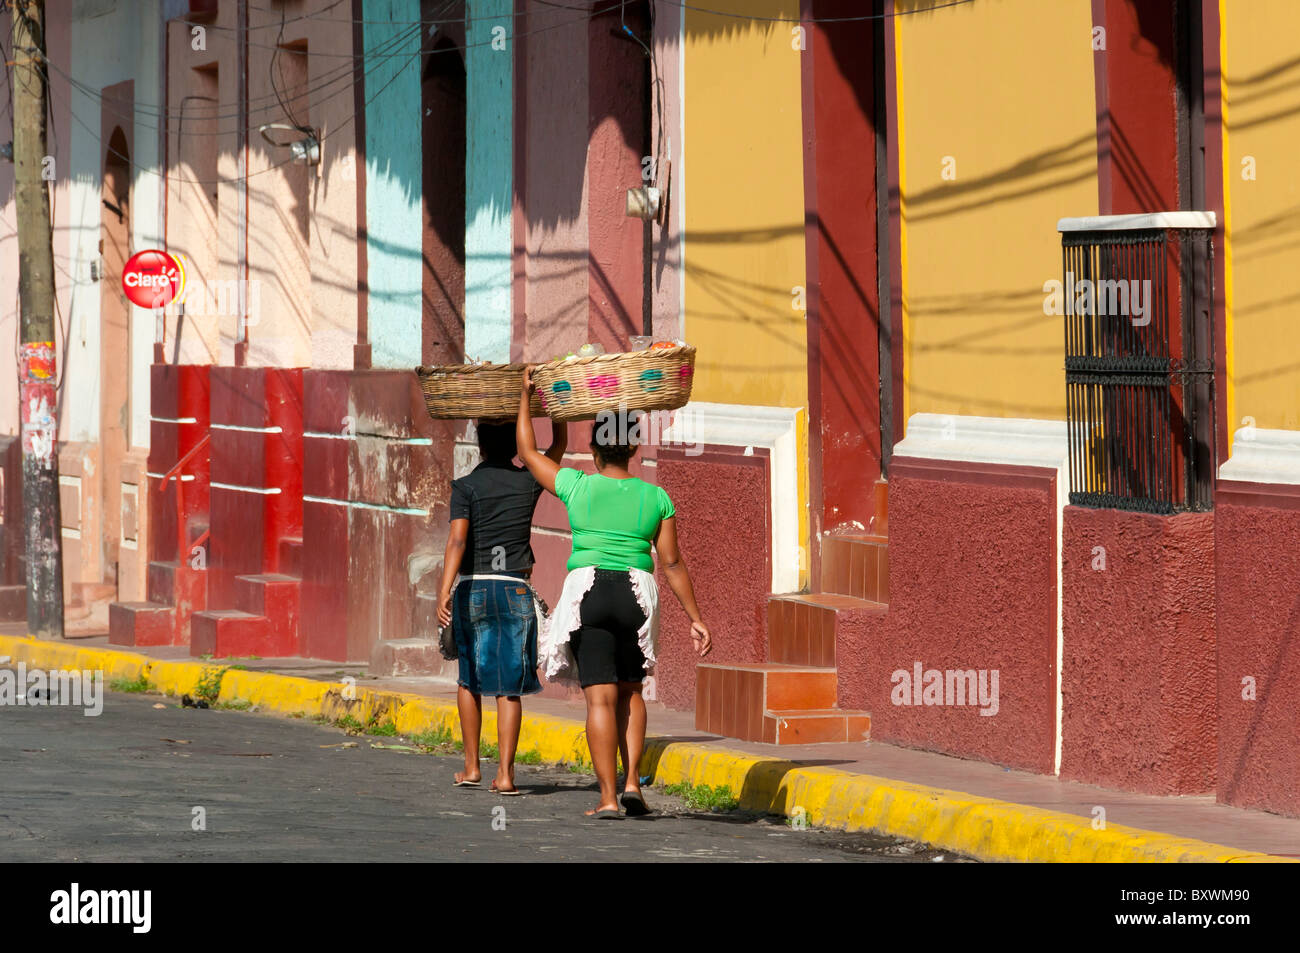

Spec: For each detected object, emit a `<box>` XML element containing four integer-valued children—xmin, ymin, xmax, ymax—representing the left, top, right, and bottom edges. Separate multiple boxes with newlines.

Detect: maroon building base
<box><xmin>1060</xmin><ymin>506</ymin><xmax>1216</xmax><ymax>795</ymax></box>
<box><xmin>856</xmin><ymin>457</ymin><xmax>1059</xmax><ymax>774</ymax></box>
<box><xmin>1215</xmin><ymin>481</ymin><xmax>1300</xmax><ymax>817</ymax></box>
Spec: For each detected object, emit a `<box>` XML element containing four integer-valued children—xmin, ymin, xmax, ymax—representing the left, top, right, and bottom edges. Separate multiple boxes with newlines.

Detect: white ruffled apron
<box><xmin>539</xmin><ymin>567</ymin><xmax>660</xmax><ymax>686</ymax></box>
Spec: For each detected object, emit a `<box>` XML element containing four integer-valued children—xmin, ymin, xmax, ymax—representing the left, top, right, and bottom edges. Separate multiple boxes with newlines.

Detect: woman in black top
<box><xmin>436</xmin><ymin>418</ymin><xmax>567</xmax><ymax>793</ymax></box>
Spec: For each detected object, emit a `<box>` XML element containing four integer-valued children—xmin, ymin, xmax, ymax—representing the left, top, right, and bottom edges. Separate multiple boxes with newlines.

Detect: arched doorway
<box><xmin>100</xmin><ymin>126</ymin><xmax>131</xmax><ymax>589</ymax></box>
<box><xmin>421</xmin><ymin>6</ymin><xmax>467</xmax><ymax>366</ymax></box>
<box><xmin>587</xmin><ymin>0</ymin><xmax>651</xmax><ymax>353</ymax></box>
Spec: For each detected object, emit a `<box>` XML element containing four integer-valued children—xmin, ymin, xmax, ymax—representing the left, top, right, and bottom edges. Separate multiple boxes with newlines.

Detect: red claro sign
<box><xmin>121</xmin><ymin>249</ymin><xmax>186</xmax><ymax>309</ymax></box>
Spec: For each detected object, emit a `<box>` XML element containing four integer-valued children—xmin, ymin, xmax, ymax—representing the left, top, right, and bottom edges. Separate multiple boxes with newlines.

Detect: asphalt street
<box><xmin>1</xmin><ymin>687</ymin><xmax>968</xmax><ymax>862</ymax></box>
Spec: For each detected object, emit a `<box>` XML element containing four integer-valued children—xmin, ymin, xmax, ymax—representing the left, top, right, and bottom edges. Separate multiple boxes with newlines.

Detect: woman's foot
<box><xmin>620</xmin><ymin>787</ymin><xmax>651</xmax><ymax>816</ymax></box>
<box><xmin>490</xmin><ymin>779</ymin><xmax>521</xmax><ymax>796</ymax></box>
<box><xmin>453</xmin><ymin>770</ymin><xmax>481</xmax><ymax>787</ymax></box>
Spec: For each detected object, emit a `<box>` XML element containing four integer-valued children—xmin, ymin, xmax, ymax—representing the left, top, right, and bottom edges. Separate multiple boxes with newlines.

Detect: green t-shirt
<box><xmin>553</xmin><ymin>468</ymin><xmax>676</xmax><ymax>572</ymax></box>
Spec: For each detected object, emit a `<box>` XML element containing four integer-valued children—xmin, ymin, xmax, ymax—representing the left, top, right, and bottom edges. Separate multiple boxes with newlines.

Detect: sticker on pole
<box><xmin>122</xmin><ymin>249</ymin><xmax>186</xmax><ymax>309</ymax></box>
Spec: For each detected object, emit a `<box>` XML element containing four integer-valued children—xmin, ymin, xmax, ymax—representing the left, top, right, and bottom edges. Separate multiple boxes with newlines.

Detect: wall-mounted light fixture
<box><xmin>258</xmin><ymin>122</ymin><xmax>320</xmax><ymax>166</ymax></box>
<box><xmin>625</xmin><ymin>186</ymin><xmax>661</xmax><ymax>221</ymax></box>
<box><xmin>626</xmin><ymin>158</ymin><xmax>670</xmax><ymax>226</ymax></box>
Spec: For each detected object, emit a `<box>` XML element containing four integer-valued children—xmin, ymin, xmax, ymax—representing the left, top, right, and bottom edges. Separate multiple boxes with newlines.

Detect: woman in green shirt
<box><xmin>517</xmin><ymin>370</ymin><xmax>712</xmax><ymax>818</ymax></box>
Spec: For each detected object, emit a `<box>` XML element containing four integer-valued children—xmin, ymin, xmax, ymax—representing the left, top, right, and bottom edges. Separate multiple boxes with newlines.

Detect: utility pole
<box><xmin>10</xmin><ymin>0</ymin><xmax>64</xmax><ymax>639</ymax></box>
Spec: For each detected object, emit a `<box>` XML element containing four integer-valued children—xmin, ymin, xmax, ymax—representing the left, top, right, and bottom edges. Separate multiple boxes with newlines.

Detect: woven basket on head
<box><xmin>415</xmin><ymin>362</ymin><xmax>544</xmax><ymax>419</ymax></box>
<box><xmin>531</xmin><ymin>345</ymin><xmax>696</xmax><ymax>422</ymax></box>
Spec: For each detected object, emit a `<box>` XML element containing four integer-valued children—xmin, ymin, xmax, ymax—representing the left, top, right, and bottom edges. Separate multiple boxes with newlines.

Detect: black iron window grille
<box><xmin>1059</xmin><ymin>214</ymin><xmax>1216</xmax><ymax>514</ymax></box>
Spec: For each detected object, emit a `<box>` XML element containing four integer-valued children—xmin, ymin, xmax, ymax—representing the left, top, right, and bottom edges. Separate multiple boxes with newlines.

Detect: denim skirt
<box><xmin>452</xmin><ymin>575</ymin><xmax>542</xmax><ymax>697</ymax></box>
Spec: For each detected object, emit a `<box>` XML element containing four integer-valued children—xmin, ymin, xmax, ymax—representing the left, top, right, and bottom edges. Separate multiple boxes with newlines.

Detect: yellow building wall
<box><xmin>682</xmin><ymin>0</ymin><xmax>807</xmax><ymax>411</ymax></box>
<box><xmin>896</xmin><ymin>0</ymin><xmax>1097</xmax><ymax>424</ymax></box>
<box><xmin>1221</xmin><ymin>0</ymin><xmax>1300</xmax><ymax>434</ymax></box>
<box><xmin>682</xmin><ymin>1</ymin><xmax>810</xmax><ymax>585</ymax></box>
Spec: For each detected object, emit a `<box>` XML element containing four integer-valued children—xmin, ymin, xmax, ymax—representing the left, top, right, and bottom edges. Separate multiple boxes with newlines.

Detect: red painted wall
<box><xmin>148</xmin><ymin>364</ymin><xmax>211</xmax><ymax>564</ymax></box>
<box><xmin>804</xmin><ymin>0</ymin><xmax>882</xmax><ymax>539</ymax></box>
<box><xmin>586</xmin><ymin>0</ymin><xmax>649</xmax><ymax>352</ymax></box>
<box><xmin>301</xmin><ymin>370</ymin><xmax>351</xmax><ymax>661</ymax></box>
<box><xmin>1097</xmin><ymin>0</ymin><xmax>1180</xmax><ymax>215</ymax></box>
<box><xmin>300</xmin><ymin>369</ymin><xmax>452</xmax><ymax>662</ymax></box>
<box><xmin>861</xmin><ymin>458</ymin><xmax>1058</xmax><ymax>774</ymax></box>
<box><xmin>1215</xmin><ymin>482</ymin><xmax>1300</xmax><ymax>817</ymax></box>
<box><xmin>207</xmin><ymin>367</ymin><xmax>303</xmax><ymax>610</ymax></box>
<box><xmin>1061</xmin><ymin>506</ymin><xmax>1216</xmax><ymax>795</ymax></box>
<box><xmin>653</xmin><ymin>447</ymin><xmax>770</xmax><ymax>711</ymax></box>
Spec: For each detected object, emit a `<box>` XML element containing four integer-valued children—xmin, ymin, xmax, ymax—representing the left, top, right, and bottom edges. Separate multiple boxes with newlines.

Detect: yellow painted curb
<box><xmin>2</xmin><ymin>635</ymin><xmax>1291</xmax><ymax>863</ymax></box>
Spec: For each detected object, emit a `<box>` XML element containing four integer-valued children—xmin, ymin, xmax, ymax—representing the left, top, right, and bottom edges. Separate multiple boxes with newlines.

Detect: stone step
<box><xmin>147</xmin><ymin>560</ymin><xmax>207</xmax><ymax>611</ymax></box>
<box><xmin>370</xmin><ymin>638</ymin><xmax>458</xmax><ymax>680</ymax></box>
<box><xmin>767</xmin><ymin>591</ymin><xmax>885</xmax><ymax>667</ymax></box>
<box><xmin>763</xmin><ymin>709</ymin><xmax>871</xmax><ymax>745</ymax></box>
<box><xmin>70</xmin><ymin>581</ymin><xmax>117</xmax><ymax>607</ymax></box>
<box><xmin>234</xmin><ymin>574</ymin><xmax>301</xmax><ymax>656</ymax></box>
<box><xmin>108</xmin><ymin>601</ymin><xmax>176</xmax><ymax>647</ymax></box>
<box><xmin>821</xmin><ymin>533</ymin><xmax>890</xmax><ymax>602</ymax></box>
<box><xmin>190</xmin><ymin>609</ymin><xmax>282</xmax><ymax>658</ymax></box>
<box><xmin>695</xmin><ymin>662</ymin><xmax>839</xmax><ymax>742</ymax></box>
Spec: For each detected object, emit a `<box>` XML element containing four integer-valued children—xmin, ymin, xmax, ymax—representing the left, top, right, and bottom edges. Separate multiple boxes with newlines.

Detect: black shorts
<box><xmin>570</xmin><ymin>569</ymin><xmax>648</xmax><ymax>687</ymax></box>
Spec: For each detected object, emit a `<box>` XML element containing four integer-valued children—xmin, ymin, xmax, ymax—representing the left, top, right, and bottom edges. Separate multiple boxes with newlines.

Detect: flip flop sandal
<box><xmin>491</xmin><ymin>781</ymin><xmax>522</xmax><ymax>796</ymax></box>
<box><xmin>620</xmin><ymin>790</ymin><xmax>651</xmax><ymax>816</ymax></box>
<box><xmin>453</xmin><ymin>776</ymin><xmax>481</xmax><ymax>787</ymax></box>
<box><xmin>591</xmin><ymin>808</ymin><xmax>623</xmax><ymax>820</ymax></box>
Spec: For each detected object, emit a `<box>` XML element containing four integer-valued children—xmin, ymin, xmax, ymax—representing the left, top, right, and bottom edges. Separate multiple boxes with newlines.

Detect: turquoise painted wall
<box><xmin>464</xmin><ymin>0</ymin><xmax>514</xmax><ymax>363</ymax></box>
<box><xmin>363</xmin><ymin>0</ymin><xmax>423</xmax><ymax>368</ymax></box>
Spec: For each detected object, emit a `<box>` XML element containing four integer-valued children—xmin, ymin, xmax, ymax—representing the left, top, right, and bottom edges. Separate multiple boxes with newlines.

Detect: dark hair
<box><xmin>476</xmin><ymin>419</ymin><xmax>518</xmax><ymax>462</ymax></box>
<box><xmin>591</xmin><ymin>410</ymin><xmax>642</xmax><ymax>468</ymax></box>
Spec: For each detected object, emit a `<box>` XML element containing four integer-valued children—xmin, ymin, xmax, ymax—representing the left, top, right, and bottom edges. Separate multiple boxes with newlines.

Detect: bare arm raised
<box><xmin>516</xmin><ymin>367</ymin><xmax>567</xmax><ymax>495</ymax></box>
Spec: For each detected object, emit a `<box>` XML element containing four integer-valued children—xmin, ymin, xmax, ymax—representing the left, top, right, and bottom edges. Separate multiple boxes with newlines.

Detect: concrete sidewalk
<box><xmin>3</xmin><ymin>632</ymin><xmax>1296</xmax><ymax>863</ymax></box>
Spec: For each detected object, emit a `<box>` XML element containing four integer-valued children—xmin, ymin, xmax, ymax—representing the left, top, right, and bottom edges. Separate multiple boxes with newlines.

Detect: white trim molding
<box><xmin>894</xmin><ymin>413</ymin><xmax>1068</xmax><ymax>471</ymax></box>
<box><xmin>896</xmin><ymin>413</ymin><xmax>1069</xmax><ymax>777</ymax></box>
<box><xmin>662</xmin><ymin>401</ymin><xmax>801</xmax><ymax>594</ymax></box>
<box><xmin>1219</xmin><ymin>427</ymin><xmax>1300</xmax><ymax>485</ymax></box>
<box><xmin>1057</xmin><ymin>211</ymin><xmax>1216</xmax><ymax>232</ymax></box>
<box><xmin>210</xmin><ymin>423</ymin><xmax>283</xmax><ymax>434</ymax></box>
<box><xmin>210</xmin><ymin>481</ymin><xmax>282</xmax><ymax>495</ymax></box>
<box><xmin>303</xmin><ymin>494</ymin><xmax>428</xmax><ymax>517</ymax></box>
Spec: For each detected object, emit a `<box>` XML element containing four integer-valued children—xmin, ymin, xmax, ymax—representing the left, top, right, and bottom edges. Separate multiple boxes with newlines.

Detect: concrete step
<box><xmin>190</xmin><ymin>609</ymin><xmax>283</xmax><ymax>658</ymax></box>
<box><xmin>70</xmin><ymin>581</ymin><xmax>117</xmax><ymax>607</ymax></box>
<box><xmin>370</xmin><ymin>638</ymin><xmax>458</xmax><ymax>679</ymax></box>
<box><xmin>763</xmin><ymin>709</ymin><xmax>871</xmax><ymax>745</ymax></box>
<box><xmin>147</xmin><ymin>560</ymin><xmax>207</xmax><ymax>610</ymax></box>
<box><xmin>767</xmin><ymin>592</ymin><xmax>885</xmax><ymax>667</ymax></box>
<box><xmin>108</xmin><ymin>601</ymin><xmax>176</xmax><ymax>647</ymax></box>
<box><xmin>821</xmin><ymin>533</ymin><xmax>890</xmax><ymax>602</ymax></box>
<box><xmin>146</xmin><ymin>560</ymin><xmax>207</xmax><ymax>645</ymax></box>
<box><xmin>695</xmin><ymin>661</ymin><xmax>839</xmax><ymax>742</ymax></box>
<box><xmin>234</xmin><ymin>574</ymin><xmax>300</xmax><ymax>655</ymax></box>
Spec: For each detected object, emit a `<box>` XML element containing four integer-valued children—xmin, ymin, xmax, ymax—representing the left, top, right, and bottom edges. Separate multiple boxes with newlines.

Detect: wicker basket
<box><xmin>416</xmin><ymin>362</ymin><xmax>544</xmax><ymax>419</ymax></box>
<box><xmin>531</xmin><ymin>345</ymin><xmax>696</xmax><ymax>422</ymax></box>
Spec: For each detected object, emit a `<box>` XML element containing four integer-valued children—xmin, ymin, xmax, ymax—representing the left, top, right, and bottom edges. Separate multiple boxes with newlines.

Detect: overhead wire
<box><xmin>42</xmin><ymin>0</ymin><xmax>627</xmax><ymax>185</ymax></box>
